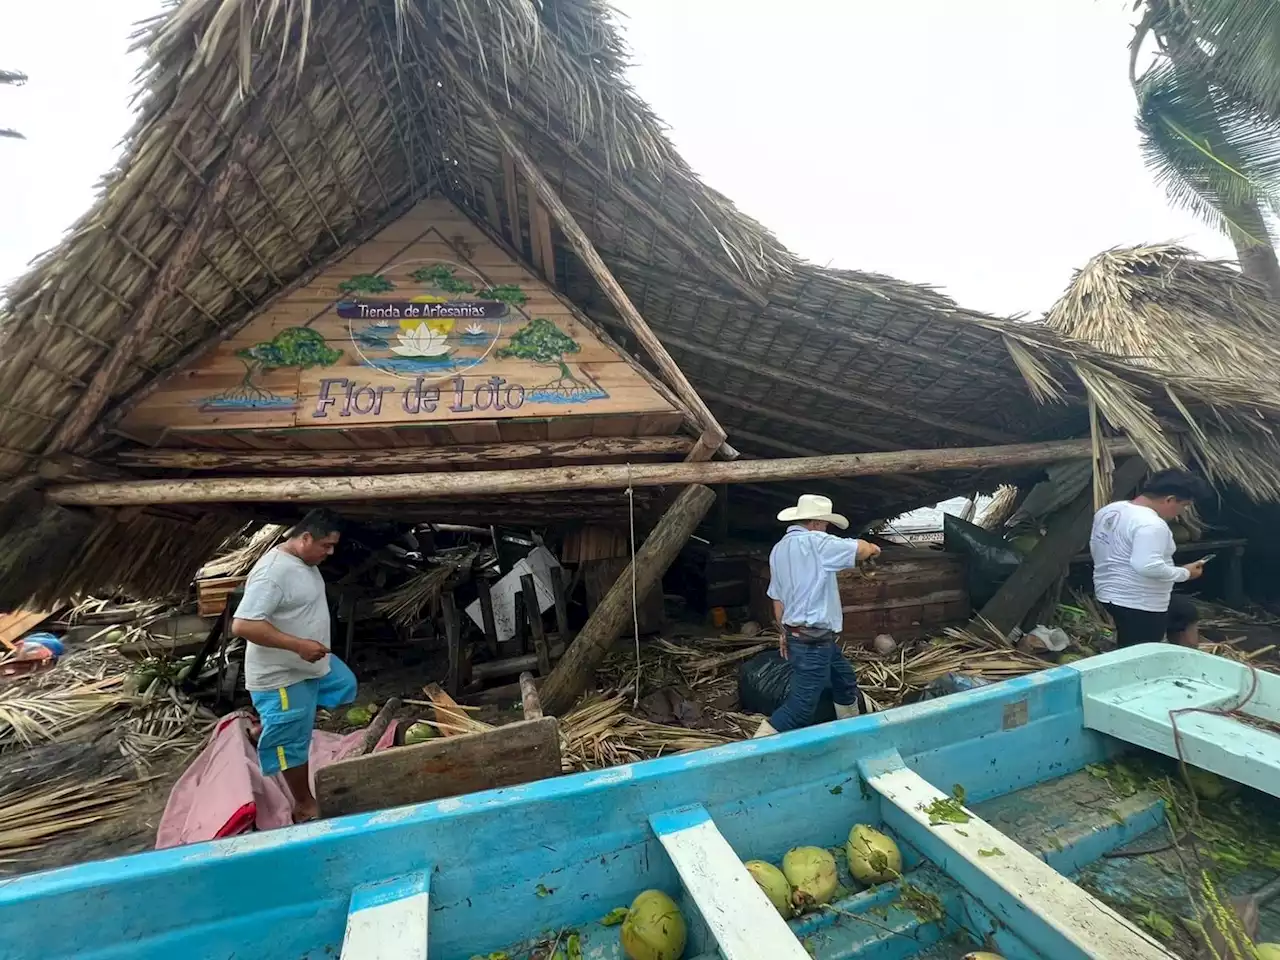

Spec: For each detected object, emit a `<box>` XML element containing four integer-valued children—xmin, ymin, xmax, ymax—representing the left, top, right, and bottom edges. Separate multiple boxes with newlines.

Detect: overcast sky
<box><xmin>0</xmin><ymin>0</ymin><xmax>1234</xmax><ymax>318</ymax></box>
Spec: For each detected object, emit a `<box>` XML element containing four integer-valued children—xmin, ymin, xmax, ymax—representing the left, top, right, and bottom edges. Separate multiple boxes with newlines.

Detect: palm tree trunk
<box><xmin>1226</xmin><ymin>199</ymin><xmax>1280</xmax><ymax>299</ymax></box>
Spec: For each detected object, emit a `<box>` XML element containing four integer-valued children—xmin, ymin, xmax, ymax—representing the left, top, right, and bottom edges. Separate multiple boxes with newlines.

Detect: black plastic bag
<box><xmin>737</xmin><ymin>649</ymin><xmax>836</xmax><ymax>723</ymax></box>
<box><xmin>943</xmin><ymin>513</ymin><xmax>1023</xmax><ymax>608</ymax></box>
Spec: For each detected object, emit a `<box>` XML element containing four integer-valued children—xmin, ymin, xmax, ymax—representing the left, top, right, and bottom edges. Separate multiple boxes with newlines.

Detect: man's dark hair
<box><xmin>1139</xmin><ymin>468</ymin><xmax>1213</xmax><ymax>502</ymax></box>
<box><xmin>290</xmin><ymin>508</ymin><xmax>343</xmax><ymax>540</ymax></box>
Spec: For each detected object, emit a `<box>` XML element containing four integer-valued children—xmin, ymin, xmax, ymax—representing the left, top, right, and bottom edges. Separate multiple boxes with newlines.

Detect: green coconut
<box><xmin>1057</xmin><ymin>652</ymin><xmax>1085</xmax><ymax>665</ymax></box>
<box><xmin>1255</xmin><ymin>945</ymin><xmax>1280</xmax><ymax>960</ymax></box>
<box><xmin>104</xmin><ymin>627</ymin><xmax>126</xmax><ymax>644</ymax></box>
<box><xmin>403</xmin><ymin>721</ymin><xmax>437</xmax><ymax>745</ymax></box>
<box><xmin>344</xmin><ymin>705</ymin><xmax>374</xmax><ymax>726</ymax></box>
<box><xmin>782</xmin><ymin>846</ymin><xmax>838</xmax><ymax>908</ymax></box>
<box><xmin>619</xmin><ymin>889</ymin><xmax>686</xmax><ymax>960</ymax></box>
<box><xmin>845</xmin><ymin>825</ymin><xmax>902</xmax><ymax>885</ymax></box>
<box><xmin>744</xmin><ymin>860</ymin><xmax>793</xmax><ymax>918</ymax></box>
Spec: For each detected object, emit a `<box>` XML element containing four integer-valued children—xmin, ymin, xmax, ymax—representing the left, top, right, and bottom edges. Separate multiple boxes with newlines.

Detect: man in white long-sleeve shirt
<box><xmin>1090</xmin><ymin>468</ymin><xmax>1213</xmax><ymax>648</ymax></box>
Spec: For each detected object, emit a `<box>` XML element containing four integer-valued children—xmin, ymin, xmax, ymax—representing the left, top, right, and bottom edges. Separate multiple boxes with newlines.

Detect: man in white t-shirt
<box><xmin>232</xmin><ymin>509</ymin><xmax>356</xmax><ymax>822</ymax></box>
<box><xmin>1090</xmin><ymin>468</ymin><xmax>1213</xmax><ymax>649</ymax></box>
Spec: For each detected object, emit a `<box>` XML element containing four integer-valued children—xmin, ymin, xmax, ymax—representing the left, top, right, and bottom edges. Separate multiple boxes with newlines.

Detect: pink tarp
<box><xmin>156</xmin><ymin>711</ymin><xmax>398</xmax><ymax>848</ymax></box>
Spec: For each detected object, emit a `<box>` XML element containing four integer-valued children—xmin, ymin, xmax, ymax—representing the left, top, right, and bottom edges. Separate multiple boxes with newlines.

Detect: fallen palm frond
<box><xmin>559</xmin><ymin>694</ymin><xmax>732</xmax><ymax>771</ymax></box>
<box><xmin>0</xmin><ymin>774</ymin><xmax>150</xmax><ymax>856</ymax></box>
<box><xmin>0</xmin><ymin>677</ymin><xmax>127</xmax><ymax>750</ymax></box>
<box><xmin>199</xmin><ymin>523</ymin><xmax>287</xmax><ymax>578</ymax></box>
<box><xmin>373</xmin><ymin>566</ymin><xmax>458</xmax><ymax>628</ymax></box>
<box><xmin>374</xmin><ymin>547</ymin><xmax>480</xmax><ymax>629</ymax></box>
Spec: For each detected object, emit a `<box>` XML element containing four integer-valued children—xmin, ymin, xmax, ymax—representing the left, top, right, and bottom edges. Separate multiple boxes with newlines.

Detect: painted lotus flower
<box><xmin>464</xmin><ymin>322</ymin><xmax>485</xmax><ymax>337</ymax></box>
<box><xmin>391</xmin><ymin>322</ymin><xmax>451</xmax><ymax>357</ymax></box>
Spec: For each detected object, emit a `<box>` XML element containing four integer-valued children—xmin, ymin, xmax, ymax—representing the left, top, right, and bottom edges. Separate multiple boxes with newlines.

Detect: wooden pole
<box><xmin>476</xmin><ymin>578</ymin><xmax>499</xmax><ymax>658</ymax></box>
<box><xmin>521</xmin><ymin>573</ymin><xmax>552</xmax><ymax>675</ymax></box>
<box><xmin>437</xmin><ymin>49</ymin><xmax>728</xmax><ymax>456</ymax></box>
<box><xmin>113</xmin><ymin>436</ymin><xmax>695</xmax><ymax>472</ymax></box>
<box><xmin>518</xmin><ymin>672</ymin><xmax>543</xmax><ymax>719</ymax></box>
<box><xmin>442</xmin><ymin>592</ymin><xmax>463</xmax><ymax>696</ymax></box>
<box><xmin>978</xmin><ymin>456</ymin><xmax>1147</xmax><ymax>634</ymax></box>
<box><xmin>540</xmin><ymin>484</ymin><xmax>717</xmax><ymax>715</ymax></box>
<box><xmin>44</xmin><ymin>88</ymin><xmax>282</xmax><ymax>456</ymax></box>
<box><xmin>549</xmin><ymin>565</ymin><xmax>573</xmax><ymax>644</ymax></box>
<box><xmin>47</xmin><ymin>438</ymin><xmax>1136</xmax><ymax>507</ymax></box>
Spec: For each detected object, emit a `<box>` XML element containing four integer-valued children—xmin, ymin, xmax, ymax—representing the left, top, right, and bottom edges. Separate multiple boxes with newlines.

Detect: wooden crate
<box><xmin>196</xmin><ymin>576</ymin><xmax>247</xmax><ymax>618</ymax></box>
<box><xmin>750</xmin><ymin>549</ymin><xmax>969</xmax><ymax>642</ymax></box>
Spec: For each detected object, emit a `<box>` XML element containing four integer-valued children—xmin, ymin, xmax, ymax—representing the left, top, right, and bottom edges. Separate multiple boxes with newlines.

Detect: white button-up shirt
<box><xmin>767</xmin><ymin>525</ymin><xmax>863</xmax><ymax>632</ymax></box>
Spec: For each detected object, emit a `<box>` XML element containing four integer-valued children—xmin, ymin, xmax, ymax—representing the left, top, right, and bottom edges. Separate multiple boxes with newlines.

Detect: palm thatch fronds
<box><xmin>0</xmin><ymin>776</ymin><xmax>149</xmax><ymax>857</ymax></box>
<box><xmin>199</xmin><ymin>523</ymin><xmax>287</xmax><ymax>579</ymax></box>
<box><xmin>1035</xmin><ymin>243</ymin><xmax>1280</xmax><ymax>500</ymax></box>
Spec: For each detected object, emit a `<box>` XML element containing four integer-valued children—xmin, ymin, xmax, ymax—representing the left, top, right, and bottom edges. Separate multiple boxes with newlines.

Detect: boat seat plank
<box><xmin>1070</xmin><ymin>644</ymin><xmax>1280</xmax><ymax>799</ymax></box>
<box><xmin>649</xmin><ymin>805</ymin><xmax>809</xmax><ymax>960</ymax></box>
<box><xmin>340</xmin><ymin>870</ymin><xmax>431</xmax><ymax>960</ymax></box>
<box><xmin>861</xmin><ymin>754</ymin><xmax>1177</xmax><ymax>960</ymax></box>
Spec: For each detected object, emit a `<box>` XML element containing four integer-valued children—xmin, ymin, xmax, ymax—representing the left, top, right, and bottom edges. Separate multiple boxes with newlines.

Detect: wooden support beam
<box><xmin>439</xmin><ymin>50</ymin><xmax>728</xmax><ymax>455</ymax></box>
<box><xmin>442</xmin><ymin>592</ymin><xmax>464</xmax><ymax>696</ymax></box>
<box><xmin>549</xmin><ymin>566</ymin><xmax>573</xmax><ymax>646</ymax></box>
<box><xmin>978</xmin><ymin>456</ymin><xmax>1147</xmax><ymax>634</ymax></box>
<box><xmin>728</xmin><ymin>426</ymin><xmax>937</xmax><ymax>495</ymax></box>
<box><xmin>476</xmin><ymin>578</ymin><xmax>499</xmax><ymax>658</ymax></box>
<box><xmin>521</xmin><ymin>573</ymin><xmax>552</xmax><ymax>675</ymax></box>
<box><xmin>636</xmin><ymin>326</ymin><xmax>1018</xmax><ymax>444</ymax></box>
<box><xmin>541</xmin><ymin>484</ymin><xmax>717</xmax><ymax>714</ymax></box>
<box><xmin>499</xmin><ymin>96</ymin><xmax>771</xmax><ymax>309</ymax></box>
<box><xmin>113</xmin><ymin>435</ymin><xmax>695</xmax><ymax>472</ymax></box>
<box><xmin>45</xmin><ymin>89</ymin><xmax>281</xmax><ymax>457</ymax></box>
<box><xmin>531</xmin><ymin>197</ymin><xmax>556</xmax><ymax>284</ymax></box>
<box><xmin>47</xmin><ymin>438</ymin><xmax>1135</xmax><ymax>507</ymax></box>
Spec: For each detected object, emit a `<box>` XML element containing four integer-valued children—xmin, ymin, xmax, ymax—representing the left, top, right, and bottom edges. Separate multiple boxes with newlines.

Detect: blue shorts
<box><xmin>250</xmin><ymin>655</ymin><xmax>357</xmax><ymax>776</ymax></box>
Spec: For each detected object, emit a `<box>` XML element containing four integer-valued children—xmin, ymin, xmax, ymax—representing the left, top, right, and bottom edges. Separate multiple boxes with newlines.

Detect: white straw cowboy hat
<box><xmin>777</xmin><ymin>494</ymin><xmax>849</xmax><ymax>530</ymax></box>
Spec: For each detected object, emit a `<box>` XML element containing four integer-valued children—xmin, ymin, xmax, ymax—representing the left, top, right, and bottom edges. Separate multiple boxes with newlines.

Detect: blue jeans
<box><xmin>770</xmin><ymin>635</ymin><xmax>860</xmax><ymax>732</ymax></box>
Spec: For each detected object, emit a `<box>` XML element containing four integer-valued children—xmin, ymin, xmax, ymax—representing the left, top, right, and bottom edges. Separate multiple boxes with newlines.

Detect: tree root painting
<box><xmin>497</xmin><ymin>318</ymin><xmax>609</xmax><ymax>404</ymax></box>
<box><xmin>201</xmin><ymin>327</ymin><xmax>343</xmax><ymax>411</ymax></box>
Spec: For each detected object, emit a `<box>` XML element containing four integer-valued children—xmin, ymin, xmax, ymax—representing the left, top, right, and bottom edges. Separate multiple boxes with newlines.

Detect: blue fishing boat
<box><xmin>2</xmin><ymin>644</ymin><xmax>1277</xmax><ymax>960</ymax></box>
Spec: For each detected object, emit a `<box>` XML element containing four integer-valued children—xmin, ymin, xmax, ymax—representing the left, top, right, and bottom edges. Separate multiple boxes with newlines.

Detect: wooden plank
<box><xmin>422</xmin><ymin>682</ymin><xmax>471</xmax><ymax>737</ymax></box>
<box><xmin>521</xmin><ymin>574</ymin><xmax>552</xmax><ymax>675</ymax></box>
<box><xmin>316</xmin><ymin>716</ymin><xmax>562</xmax><ymax>817</ymax></box>
<box><xmin>340</xmin><ymin>870</ymin><xmax>430</xmax><ymax>960</ymax></box>
<box><xmin>979</xmin><ymin>456</ymin><xmax>1146</xmax><ymax>634</ymax></box>
<box><xmin>49</xmin><ymin>438</ymin><xmax>1136</xmax><ymax>507</ymax></box>
<box><xmin>649</xmin><ymin>806</ymin><xmax>809</xmax><ymax>960</ymax></box>
<box><xmin>0</xmin><ymin>609</ymin><xmax>53</xmax><ymax>651</ymax></box>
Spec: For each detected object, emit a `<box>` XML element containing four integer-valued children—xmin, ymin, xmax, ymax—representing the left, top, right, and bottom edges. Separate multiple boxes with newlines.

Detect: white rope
<box><xmin>626</xmin><ymin>464</ymin><xmax>641</xmax><ymax>708</ymax></box>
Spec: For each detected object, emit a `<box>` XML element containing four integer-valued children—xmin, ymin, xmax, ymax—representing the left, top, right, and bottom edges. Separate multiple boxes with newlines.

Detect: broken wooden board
<box><xmin>316</xmin><ymin>716</ymin><xmax>562</xmax><ymax>818</ymax></box>
<box><xmin>0</xmin><ymin>609</ymin><xmax>53</xmax><ymax>650</ymax></box>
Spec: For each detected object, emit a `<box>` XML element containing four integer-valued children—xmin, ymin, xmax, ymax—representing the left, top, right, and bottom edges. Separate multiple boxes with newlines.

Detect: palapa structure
<box><xmin>2</xmin><ymin>0</ymin><xmax>1278</xmax><ymax>612</ymax></box>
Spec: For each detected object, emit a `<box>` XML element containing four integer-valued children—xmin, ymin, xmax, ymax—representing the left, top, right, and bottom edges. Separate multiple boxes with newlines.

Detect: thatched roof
<box><xmin>1</xmin><ymin>1</ymin><xmax>1279</xmax><ymax>605</ymax></box>
<box><xmin>1044</xmin><ymin>244</ymin><xmax>1280</xmax><ymax>500</ymax></box>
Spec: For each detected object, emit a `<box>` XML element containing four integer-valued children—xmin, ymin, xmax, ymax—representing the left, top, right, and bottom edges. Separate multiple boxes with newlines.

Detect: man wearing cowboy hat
<box><xmin>754</xmin><ymin>494</ymin><xmax>881</xmax><ymax>738</ymax></box>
